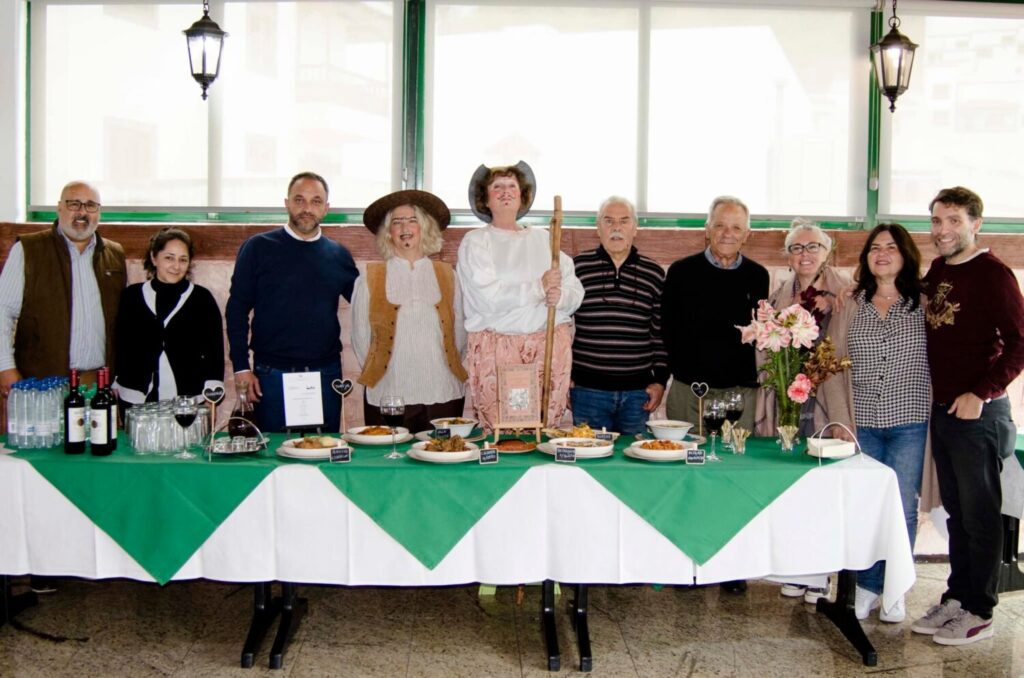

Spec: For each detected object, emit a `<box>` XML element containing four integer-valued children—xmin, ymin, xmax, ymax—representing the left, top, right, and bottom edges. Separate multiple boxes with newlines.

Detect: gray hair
<box><xmin>375</xmin><ymin>204</ymin><xmax>444</xmax><ymax>259</ymax></box>
<box><xmin>784</xmin><ymin>217</ymin><xmax>832</xmax><ymax>253</ymax></box>
<box><xmin>596</xmin><ymin>196</ymin><xmax>637</xmax><ymax>225</ymax></box>
<box><xmin>706</xmin><ymin>195</ymin><xmax>750</xmax><ymax>229</ymax></box>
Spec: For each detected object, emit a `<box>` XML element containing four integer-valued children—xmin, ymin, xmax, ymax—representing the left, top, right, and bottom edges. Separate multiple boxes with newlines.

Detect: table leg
<box><xmin>998</xmin><ymin>515</ymin><xmax>1024</xmax><ymax>593</ymax></box>
<box><xmin>269</xmin><ymin>582</ymin><xmax>307</xmax><ymax>670</ymax></box>
<box><xmin>1</xmin><ymin>576</ymin><xmax>38</xmax><ymax>627</ymax></box>
<box><xmin>541</xmin><ymin>579</ymin><xmax>560</xmax><ymax>671</ymax></box>
<box><xmin>568</xmin><ymin>584</ymin><xmax>592</xmax><ymax>672</ymax></box>
<box><xmin>816</xmin><ymin>570</ymin><xmax>877</xmax><ymax>666</ymax></box>
<box><xmin>241</xmin><ymin>582</ymin><xmax>280</xmax><ymax>668</ymax></box>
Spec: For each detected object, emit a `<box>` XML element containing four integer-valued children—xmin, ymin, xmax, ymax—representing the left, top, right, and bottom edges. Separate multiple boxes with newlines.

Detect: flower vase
<box><xmin>776</xmin><ymin>391</ymin><xmax>800</xmax><ymax>453</ymax></box>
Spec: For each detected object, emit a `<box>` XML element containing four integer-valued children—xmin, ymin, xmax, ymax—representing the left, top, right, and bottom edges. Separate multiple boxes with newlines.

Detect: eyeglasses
<box><xmin>389</xmin><ymin>217</ymin><xmax>420</xmax><ymax>228</ymax></box>
<box><xmin>64</xmin><ymin>200</ymin><xmax>101</xmax><ymax>213</ymax></box>
<box><xmin>787</xmin><ymin>242</ymin><xmax>826</xmax><ymax>255</ymax></box>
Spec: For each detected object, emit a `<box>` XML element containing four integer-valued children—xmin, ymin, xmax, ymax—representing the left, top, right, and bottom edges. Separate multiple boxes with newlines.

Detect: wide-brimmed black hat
<box><xmin>467</xmin><ymin>160</ymin><xmax>536</xmax><ymax>223</ymax></box>
<box><xmin>362</xmin><ymin>190</ymin><xmax>451</xmax><ymax>234</ymax></box>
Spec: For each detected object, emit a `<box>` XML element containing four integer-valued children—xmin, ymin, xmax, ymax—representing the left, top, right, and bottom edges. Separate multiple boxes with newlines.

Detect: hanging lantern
<box><xmin>870</xmin><ymin>0</ymin><xmax>917</xmax><ymax>113</ymax></box>
<box><xmin>184</xmin><ymin>1</ymin><xmax>227</xmax><ymax>100</ymax></box>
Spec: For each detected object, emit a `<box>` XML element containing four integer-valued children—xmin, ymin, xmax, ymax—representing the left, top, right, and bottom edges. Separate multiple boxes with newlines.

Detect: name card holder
<box><xmin>686</xmin><ymin>448</ymin><xmax>706</xmax><ymax>465</ymax></box>
<box><xmin>434</xmin><ymin>428</ymin><xmax>451</xmax><ymax>441</ymax></box>
<box><xmin>595</xmin><ymin>432</ymin><xmax>614</xmax><ymax>442</ymax></box>
<box><xmin>555</xmin><ymin>447</ymin><xmax>577</xmax><ymax>463</ymax></box>
<box><xmin>479</xmin><ymin>447</ymin><xmax>499</xmax><ymax>465</ymax></box>
<box><xmin>330</xmin><ymin>447</ymin><xmax>351</xmax><ymax>463</ymax></box>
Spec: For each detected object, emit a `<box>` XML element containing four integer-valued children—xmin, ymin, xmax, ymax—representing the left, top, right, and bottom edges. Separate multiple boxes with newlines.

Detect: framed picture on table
<box><xmin>494</xmin><ymin>363</ymin><xmax>542</xmax><ymax>443</ymax></box>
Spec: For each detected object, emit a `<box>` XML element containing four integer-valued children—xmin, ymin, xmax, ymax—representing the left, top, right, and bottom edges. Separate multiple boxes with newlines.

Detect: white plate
<box><xmin>542</xmin><ymin>428</ymin><xmax>620</xmax><ymax>442</ymax></box>
<box><xmin>537</xmin><ymin>441</ymin><xmax>614</xmax><ymax>459</ymax></box>
<box><xmin>806</xmin><ymin>438</ymin><xmax>856</xmax><ymax>459</ymax></box>
<box><xmin>408</xmin><ymin>442</ymin><xmax>480</xmax><ymax>463</ymax></box>
<box><xmin>414</xmin><ymin>429</ymin><xmax>488</xmax><ymax>444</ymax></box>
<box><xmin>634</xmin><ymin>432</ymin><xmax>706</xmax><ymax>446</ymax></box>
<box><xmin>344</xmin><ymin>427</ymin><xmax>413</xmax><ymax>446</ymax></box>
<box><xmin>626</xmin><ymin>441</ymin><xmax>691</xmax><ymax>462</ymax></box>
<box><xmin>549</xmin><ymin>437</ymin><xmax>614</xmax><ymax>456</ymax></box>
<box><xmin>276</xmin><ymin>446</ymin><xmax>338</xmax><ymax>461</ymax></box>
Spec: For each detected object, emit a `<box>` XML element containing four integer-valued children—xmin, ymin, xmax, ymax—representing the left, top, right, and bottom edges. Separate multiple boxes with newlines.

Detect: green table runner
<box><xmin>318</xmin><ymin>442</ymin><xmax>550</xmax><ymax>569</ymax></box>
<box><xmin>15</xmin><ymin>437</ymin><xmax>282</xmax><ymax>584</ymax></box>
<box><xmin>581</xmin><ymin>437</ymin><xmax>832</xmax><ymax>564</ymax></box>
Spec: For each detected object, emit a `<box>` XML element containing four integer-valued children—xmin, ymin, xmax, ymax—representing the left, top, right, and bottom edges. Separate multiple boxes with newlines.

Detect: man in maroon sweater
<box><xmin>911</xmin><ymin>186</ymin><xmax>1024</xmax><ymax>645</ymax></box>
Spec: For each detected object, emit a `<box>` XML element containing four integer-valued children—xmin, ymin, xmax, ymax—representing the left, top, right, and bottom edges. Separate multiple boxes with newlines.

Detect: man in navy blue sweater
<box><xmin>226</xmin><ymin>172</ymin><xmax>359</xmax><ymax>432</ymax></box>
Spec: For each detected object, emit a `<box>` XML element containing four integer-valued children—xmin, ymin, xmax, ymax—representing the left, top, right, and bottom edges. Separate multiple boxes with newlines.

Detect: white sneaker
<box><xmin>780</xmin><ymin>583</ymin><xmax>806</xmax><ymax>598</ymax></box>
<box><xmin>911</xmin><ymin>599</ymin><xmax>962</xmax><ymax>635</ymax></box>
<box><xmin>804</xmin><ymin>587</ymin><xmax>829</xmax><ymax>604</ymax></box>
<box><xmin>854</xmin><ymin>586</ymin><xmax>880</xmax><ymax>620</ymax></box>
<box><xmin>879</xmin><ymin>596</ymin><xmax>905</xmax><ymax>623</ymax></box>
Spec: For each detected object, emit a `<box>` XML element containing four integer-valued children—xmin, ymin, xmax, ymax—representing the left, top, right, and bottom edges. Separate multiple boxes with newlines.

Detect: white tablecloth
<box><xmin>0</xmin><ymin>453</ymin><xmax>914</xmax><ymax>611</ymax></box>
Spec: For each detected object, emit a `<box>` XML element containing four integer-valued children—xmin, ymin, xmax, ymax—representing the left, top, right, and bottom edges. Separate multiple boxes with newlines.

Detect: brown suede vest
<box><xmin>14</xmin><ymin>225</ymin><xmax>126</xmax><ymax>378</ymax></box>
<box><xmin>358</xmin><ymin>260</ymin><xmax>468</xmax><ymax>388</ymax></box>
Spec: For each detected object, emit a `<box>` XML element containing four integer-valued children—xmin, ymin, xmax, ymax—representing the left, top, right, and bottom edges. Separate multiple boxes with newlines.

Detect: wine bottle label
<box><xmin>68</xmin><ymin>407</ymin><xmax>86</xmax><ymax>443</ymax></box>
<box><xmin>90</xmin><ymin>410</ymin><xmax>108</xmax><ymax>445</ymax></box>
<box><xmin>109</xmin><ymin>403</ymin><xmax>118</xmax><ymax>441</ymax></box>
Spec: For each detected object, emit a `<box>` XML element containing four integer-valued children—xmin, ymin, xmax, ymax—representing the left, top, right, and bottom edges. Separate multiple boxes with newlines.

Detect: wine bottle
<box><xmin>104</xmin><ymin>368</ymin><xmax>118</xmax><ymax>451</ymax></box>
<box><xmin>64</xmin><ymin>369</ymin><xmax>86</xmax><ymax>454</ymax></box>
<box><xmin>90</xmin><ymin>369</ymin><xmax>112</xmax><ymax>456</ymax></box>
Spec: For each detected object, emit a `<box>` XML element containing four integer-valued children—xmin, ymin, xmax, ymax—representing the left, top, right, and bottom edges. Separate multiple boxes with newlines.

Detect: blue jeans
<box><xmin>570</xmin><ymin>386</ymin><xmax>650</xmax><ymax>436</ymax></box>
<box><xmin>252</xmin><ymin>361</ymin><xmax>343</xmax><ymax>433</ymax></box>
<box><xmin>856</xmin><ymin>421</ymin><xmax>928</xmax><ymax>594</ymax></box>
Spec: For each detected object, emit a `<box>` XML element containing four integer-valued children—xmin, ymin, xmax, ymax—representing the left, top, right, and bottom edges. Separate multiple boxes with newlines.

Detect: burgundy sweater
<box><xmin>924</xmin><ymin>250</ymin><xmax>1024</xmax><ymax>404</ymax></box>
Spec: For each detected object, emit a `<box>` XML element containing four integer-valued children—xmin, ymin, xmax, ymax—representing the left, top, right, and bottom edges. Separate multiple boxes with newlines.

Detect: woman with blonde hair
<box><xmin>351</xmin><ymin>190</ymin><xmax>468</xmax><ymax>433</ymax></box>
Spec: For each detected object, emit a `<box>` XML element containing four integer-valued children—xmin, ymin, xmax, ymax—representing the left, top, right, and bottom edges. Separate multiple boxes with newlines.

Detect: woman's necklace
<box><xmin>875</xmin><ymin>288</ymin><xmax>898</xmax><ymax>301</ymax></box>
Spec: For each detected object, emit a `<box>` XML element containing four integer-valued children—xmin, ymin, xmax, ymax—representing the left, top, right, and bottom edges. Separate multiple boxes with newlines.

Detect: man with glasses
<box><xmin>660</xmin><ymin>195</ymin><xmax>769</xmax><ymax>595</ymax></box>
<box><xmin>570</xmin><ymin>196</ymin><xmax>669</xmax><ymax>435</ymax></box>
<box><xmin>226</xmin><ymin>172</ymin><xmax>359</xmax><ymax>433</ymax></box>
<box><xmin>0</xmin><ymin>180</ymin><xmax>126</xmax><ymax>394</ymax></box>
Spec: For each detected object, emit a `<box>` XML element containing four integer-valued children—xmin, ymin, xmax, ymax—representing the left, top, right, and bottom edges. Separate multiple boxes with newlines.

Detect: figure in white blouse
<box><xmin>457</xmin><ymin>161</ymin><xmax>584</xmax><ymax>430</ymax></box>
<box><xmin>352</xmin><ymin>190</ymin><xmax>468</xmax><ymax>432</ymax></box>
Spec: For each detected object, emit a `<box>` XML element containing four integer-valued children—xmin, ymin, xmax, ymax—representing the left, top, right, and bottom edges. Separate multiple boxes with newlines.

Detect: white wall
<box><xmin>0</xmin><ymin>2</ymin><xmax>26</xmax><ymax>222</ymax></box>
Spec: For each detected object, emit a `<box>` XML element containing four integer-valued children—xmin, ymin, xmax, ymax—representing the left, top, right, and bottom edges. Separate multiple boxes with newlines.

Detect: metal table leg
<box><xmin>998</xmin><ymin>515</ymin><xmax>1024</xmax><ymax>593</ymax></box>
<box><xmin>269</xmin><ymin>582</ymin><xmax>307</xmax><ymax>670</ymax></box>
<box><xmin>540</xmin><ymin>579</ymin><xmax>560</xmax><ymax>671</ymax></box>
<box><xmin>241</xmin><ymin>582</ymin><xmax>279</xmax><ymax>668</ymax></box>
<box><xmin>816</xmin><ymin>570</ymin><xmax>877</xmax><ymax>666</ymax></box>
<box><xmin>1</xmin><ymin>576</ymin><xmax>38</xmax><ymax>627</ymax></box>
<box><xmin>568</xmin><ymin>584</ymin><xmax>592</xmax><ymax>672</ymax></box>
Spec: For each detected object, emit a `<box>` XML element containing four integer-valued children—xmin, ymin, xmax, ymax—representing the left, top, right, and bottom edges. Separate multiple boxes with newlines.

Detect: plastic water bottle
<box><xmin>17</xmin><ymin>379</ymin><xmax>34</xmax><ymax>448</ymax></box>
<box><xmin>6</xmin><ymin>381</ymin><xmax>19</xmax><ymax>448</ymax></box>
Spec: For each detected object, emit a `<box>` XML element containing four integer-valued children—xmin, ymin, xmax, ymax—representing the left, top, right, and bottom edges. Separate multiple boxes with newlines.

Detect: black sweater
<box><xmin>661</xmin><ymin>251</ymin><xmax>769</xmax><ymax>388</ymax></box>
<box><xmin>114</xmin><ymin>280</ymin><xmax>224</xmax><ymax>399</ymax></box>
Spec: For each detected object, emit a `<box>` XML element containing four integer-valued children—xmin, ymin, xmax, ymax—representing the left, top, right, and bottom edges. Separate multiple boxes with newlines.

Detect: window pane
<box><xmin>220</xmin><ymin>1</ymin><xmax>394</xmax><ymax>207</ymax></box>
<box><xmin>32</xmin><ymin>4</ymin><xmax>208</xmax><ymax>206</ymax></box>
<box><xmin>887</xmin><ymin>15</ymin><xmax>1024</xmax><ymax>218</ymax></box>
<box><xmin>648</xmin><ymin>7</ymin><xmax>865</xmax><ymax>216</ymax></box>
<box><xmin>430</xmin><ymin>4</ymin><xmax>638</xmax><ymax>214</ymax></box>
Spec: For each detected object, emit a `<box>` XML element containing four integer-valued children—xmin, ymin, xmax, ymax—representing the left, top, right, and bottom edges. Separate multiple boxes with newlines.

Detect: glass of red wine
<box><xmin>173</xmin><ymin>395</ymin><xmax>198</xmax><ymax>460</ymax></box>
<box><xmin>724</xmin><ymin>390</ymin><xmax>745</xmax><ymax>451</ymax></box>
<box><xmin>380</xmin><ymin>395</ymin><xmax>405</xmax><ymax>459</ymax></box>
<box><xmin>703</xmin><ymin>397</ymin><xmax>726</xmax><ymax>462</ymax></box>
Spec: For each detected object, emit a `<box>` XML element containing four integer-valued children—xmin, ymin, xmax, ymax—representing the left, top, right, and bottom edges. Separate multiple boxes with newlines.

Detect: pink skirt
<box><xmin>466</xmin><ymin>324</ymin><xmax>573</xmax><ymax>431</ymax></box>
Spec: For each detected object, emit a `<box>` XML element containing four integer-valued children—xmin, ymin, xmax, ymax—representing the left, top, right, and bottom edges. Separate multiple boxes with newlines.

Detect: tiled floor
<box><xmin>2</xmin><ymin>563</ymin><xmax>1022</xmax><ymax>677</ymax></box>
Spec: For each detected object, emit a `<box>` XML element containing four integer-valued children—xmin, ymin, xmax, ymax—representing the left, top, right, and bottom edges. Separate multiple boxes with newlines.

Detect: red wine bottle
<box><xmin>64</xmin><ymin>369</ymin><xmax>86</xmax><ymax>455</ymax></box>
<box><xmin>90</xmin><ymin>369</ymin><xmax>112</xmax><ymax>456</ymax></box>
<box><xmin>104</xmin><ymin>368</ymin><xmax>118</xmax><ymax>451</ymax></box>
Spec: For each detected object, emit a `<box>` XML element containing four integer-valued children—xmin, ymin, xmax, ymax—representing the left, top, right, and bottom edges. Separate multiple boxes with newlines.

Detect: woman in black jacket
<box><xmin>114</xmin><ymin>228</ymin><xmax>224</xmax><ymax>406</ymax></box>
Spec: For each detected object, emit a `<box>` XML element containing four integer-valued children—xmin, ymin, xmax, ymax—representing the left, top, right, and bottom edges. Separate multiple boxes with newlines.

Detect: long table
<box><xmin>0</xmin><ymin>435</ymin><xmax>914</xmax><ymax>668</ymax></box>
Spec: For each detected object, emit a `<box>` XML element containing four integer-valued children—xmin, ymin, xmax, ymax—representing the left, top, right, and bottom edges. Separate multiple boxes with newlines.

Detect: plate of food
<box><xmin>415</xmin><ymin>428</ymin><xmax>487</xmax><ymax>444</ymax></box>
<box><xmin>625</xmin><ymin>438</ymin><xmax>695</xmax><ymax>462</ymax></box>
<box><xmin>276</xmin><ymin>436</ymin><xmax>346</xmax><ymax>460</ymax></box>
<box><xmin>491</xmin><ymin>438</ymin><xmax>537</xmax><ymax>454</ymax></box>
<box><xmin>429</xmin><ymin>417</ymin><xmax>478</xmax><ymax>438</ymax></box>
<box><xmin>634</xmin><ymin>432</ymin><xmax>706</xmax><ymax>446</ymax></box>
<box><xmin>344</xmin><ymin>425</ymin><xmax>413</xmax><ymax>446</ymax></box>
<box><xmin>538</xmin><ymin>437</ymin><xmax>615</xmax><ymax>459</ymax></box>
<box><xmin>542</xmin><ymin>423</ymin><xmax>620</xmax><ymax>441</ymax></box>
<box><xmin>408</xmin><ymin>438</ymin><xmax>480</xmax><ymax>463</ymax></box>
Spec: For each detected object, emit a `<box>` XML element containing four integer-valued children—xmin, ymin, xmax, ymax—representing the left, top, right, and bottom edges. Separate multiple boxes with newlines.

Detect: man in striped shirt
<box><xmin>570</xmin><ymin>196</ymin><xmax>669</xmax><ymax>435</ymax></box>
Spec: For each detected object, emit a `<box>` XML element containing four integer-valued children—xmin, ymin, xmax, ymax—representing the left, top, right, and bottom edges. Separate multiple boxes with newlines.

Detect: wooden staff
<box><xmin>541</xmin><ymin>196</ymin><xmax>563</xmax><ymax>427</ymax></box>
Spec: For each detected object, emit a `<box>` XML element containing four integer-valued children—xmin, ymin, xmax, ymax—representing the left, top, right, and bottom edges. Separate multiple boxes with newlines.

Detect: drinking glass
<box><xmin>703</xmin><ymin>398</ymin><xmax>727</xmax><ymax>462</ymax></box>
<box><xmin>380</xmin><ymin>395</ymin><xmax>405</xmax><ymax>459</ymax></box>
<box><xmin>173</xmin><ymin>396</ymin><xmax>198</xmax><ymax>460</ymax></box>
<box><xmin>724</xmin><ymin>390</ymin><xmax>745</xmax><ymax>450</ymax></box>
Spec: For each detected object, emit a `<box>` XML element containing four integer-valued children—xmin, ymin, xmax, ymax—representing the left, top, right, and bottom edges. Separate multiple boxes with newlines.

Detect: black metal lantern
<box><xmin>870</xmin><ymin>0</ymin><xmax>917</xmax><ymax>112</ymax></box>
<box><xmin>184</xmin><ymin>1</ymin><xmax>227</xmax><ymax>100</ymax></box>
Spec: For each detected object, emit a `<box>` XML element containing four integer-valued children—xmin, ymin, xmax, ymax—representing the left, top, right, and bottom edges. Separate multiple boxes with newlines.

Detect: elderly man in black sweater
<box><xmin>662</xmin><ymin>195</ymin><xmax>768</xmax><ymax>594</ymax></box>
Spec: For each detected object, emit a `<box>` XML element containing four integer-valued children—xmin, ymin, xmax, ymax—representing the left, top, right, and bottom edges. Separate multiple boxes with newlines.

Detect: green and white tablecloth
<box><xmin>0</xmin><ymin>434</ymin><xmax>915</xmax><ymax>611</ymax></box>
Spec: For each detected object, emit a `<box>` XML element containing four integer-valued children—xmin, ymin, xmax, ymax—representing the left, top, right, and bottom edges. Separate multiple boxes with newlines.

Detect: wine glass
<box><xmin>724</xmin><ymin>390</ymin><xmax>745</xmax><ymax>451</ymax></box>
<box><xmin>380</xmin><ymin>395</ymin><xmax>406</xmax><ymax>459</ymax></box>
<box><xmin>703</xmin><ymin>398</ymin><xmax>726</xmax><ymax>462</ymax></box>
<box><xmin>173</xmin><ymin>395</ymin><xmax>198</xmax><ymax>460</ymax></box>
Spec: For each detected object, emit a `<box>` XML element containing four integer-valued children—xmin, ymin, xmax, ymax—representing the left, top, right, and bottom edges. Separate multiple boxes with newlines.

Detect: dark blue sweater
<box><xmin>226</xmin><ymin>228</ymin><xmax>359</xmax><ymax>370</ymax></box>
